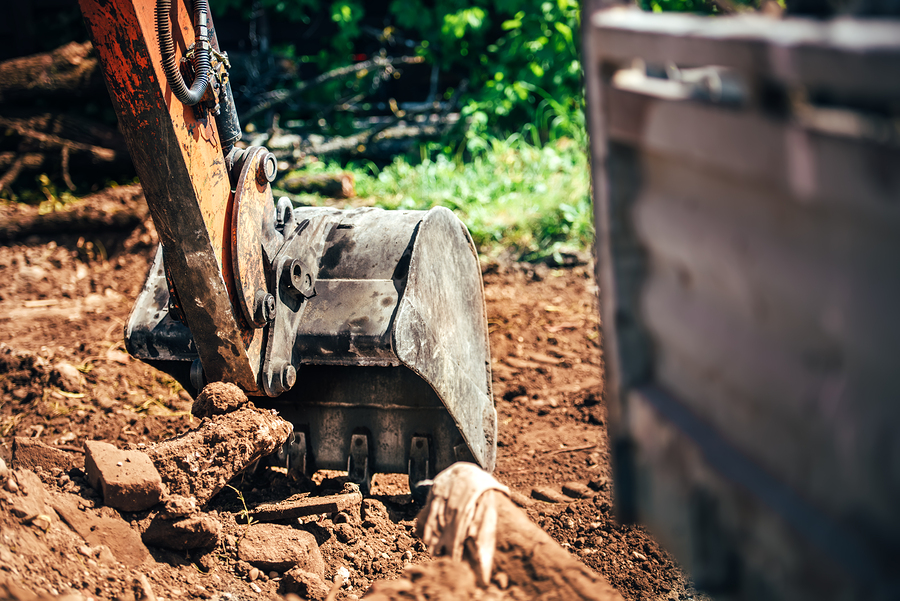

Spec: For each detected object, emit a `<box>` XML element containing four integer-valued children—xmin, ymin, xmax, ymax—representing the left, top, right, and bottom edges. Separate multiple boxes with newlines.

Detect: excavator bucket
<box><xmin>126</xmin><ymin>204</ymin><xmax>497</xmax><ymax>492</ymax></box>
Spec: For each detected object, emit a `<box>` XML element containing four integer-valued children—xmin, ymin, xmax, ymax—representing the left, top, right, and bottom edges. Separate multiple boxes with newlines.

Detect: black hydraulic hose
<box><xmin>156</xmin><ymin>0</ymin><xmax>210</xmax><ymax>106</ymax></box>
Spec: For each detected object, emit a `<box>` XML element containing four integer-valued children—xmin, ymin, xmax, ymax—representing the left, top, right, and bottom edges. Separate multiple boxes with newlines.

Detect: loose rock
<box><xmin>531</xmin><ymin>486</ymin><xmax>571</xmax><ymax>504</ymax></box>
<box><xmin>191</xmin><ymin>382</ymin><xmax>248</xmax><ymax>418</ymax></box>
<box><xmin>142</xmin><ymin>514</ymin><xmax>220</xmax><ymax>550</ymax></box>
<box><xmin>509</xmin><ymin>489</ymin><xmax>534</xmax><ymax>508</ymax></box>
<box><xmin>52</xmin><ymin>494</ymin><xmax>150</xmax><ymax>567</ymax></box>
<box><xmin>53</xmin><ymin>361</ymin><xmax>84</xmax><ymax>392</ymax></box>
<box><xmin>12</xmin><ymin>437</ymin><xmax>76</xmax><ymax>472</ymax></box>
<box><xmin>237</xmin><ymin>523</ymin><xmax>325</xmax><ymax>574</ymax></box>
<box><xmin>280</xmin><ymin>568</ymin><xmax>330</xmax><ymax>601</ymax></box>
<box><xmin>83</xmin><ymin>440</ymin><xmax>163</xmax><ymax>512</ymax></box>
<box><xmin>562</xmin><ymin>482</ymin><xmax>594</xmax><ymax>499</ymax></box>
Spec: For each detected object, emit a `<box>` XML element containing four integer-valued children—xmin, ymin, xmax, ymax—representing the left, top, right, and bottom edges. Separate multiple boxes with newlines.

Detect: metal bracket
<box><xmin>276</xmin><ymin>430</ymin><xmax>311</xmax><ymax>477</ymax></box>
<box><xmin>347</xmin><ymin>433</ymin><xmax>372</xmax><ymax>495</ymax></box>
<box><xmin>261</xmin><ymin>214</ymin><xmax>336</xmax><ymax>396</ymax></box>
<box><xmin>408</xmin><ymin>436</ymin><xmax>432</xmax><ymax>504</ymax></box>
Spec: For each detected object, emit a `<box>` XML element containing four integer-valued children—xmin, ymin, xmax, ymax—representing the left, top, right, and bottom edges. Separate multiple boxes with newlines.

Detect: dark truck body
<box><xmin>584</xmin><ymin>8</ymin><xmax>900</xmax><ymax>600</ymax></box>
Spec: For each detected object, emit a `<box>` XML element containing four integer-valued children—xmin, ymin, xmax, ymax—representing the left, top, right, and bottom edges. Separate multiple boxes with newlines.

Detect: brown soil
<box><xmin>0</xmin><ymin>186</ymin><xmax>704</xmax><ymax>600</ymax></box>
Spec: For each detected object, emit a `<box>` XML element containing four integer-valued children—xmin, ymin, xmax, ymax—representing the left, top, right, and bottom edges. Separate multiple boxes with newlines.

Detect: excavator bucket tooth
<box><xmin>126</xmin><ymin>205</ymin><xmax>497</xmax><ymax>481</ymax></box>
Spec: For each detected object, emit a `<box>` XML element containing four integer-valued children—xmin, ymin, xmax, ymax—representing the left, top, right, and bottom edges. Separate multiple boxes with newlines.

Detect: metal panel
<box><xmin>585</xmin><ymin>7</ymin><xmax>900</xmax><ymax>600</ymax></box>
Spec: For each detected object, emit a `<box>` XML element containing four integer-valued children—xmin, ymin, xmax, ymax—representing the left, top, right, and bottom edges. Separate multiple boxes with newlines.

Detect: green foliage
<box><xmin>637</xmin><ymin>0</ymin><xmax>763</xmax><ymax>12</ymax></box>
<box><xmin>285</xmin><ymin>121</ymin><xmax>592</xmax><ymax>263</ymax></box>
<box><xmin>210</xmin><ymin>0</ymin><xmax>584</xmax><ymax>141</ymax></box>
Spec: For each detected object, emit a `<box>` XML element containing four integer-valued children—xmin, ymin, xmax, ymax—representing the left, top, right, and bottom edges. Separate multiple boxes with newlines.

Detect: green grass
<box><xmin>284</xmin><ymin>130</ymin><xmax>593</xmax><ymax>264</ymax></box>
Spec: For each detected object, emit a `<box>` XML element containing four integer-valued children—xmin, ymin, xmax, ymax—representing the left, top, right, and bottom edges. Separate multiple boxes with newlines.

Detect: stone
<box><xmin>83</xmin><ymin>440</ymin><xmax>163</xmax><ymax>512</ymax></box>
<box><xmin>237</xmin><ymin>523</ymin><xmax>324</xmax><ymax>575</ymax></box>
<box><xmin>52</xmin><ymin>494</ymin><xmax>150</xmax><ymax>567</ymax></box>
<box><xmin>161</xmin><ymin>495</ymin><xmax>198</xmax><ymax>518</ymax></box>
<box><xmin>509</xmin><ymin>490</ymin><xmax>534</xmax><ymax>508</ymax></box>
<box><xmin>191</xmin><ymin>382</ymin><xmax>248</xmax><ymax>418</ymax></box>
<box><xmin>0</xmin><ymin>457</ymin><xmax>9</xmax><ymax>480</ymax></box>
<box><xmin>53</xmin><ymin>361</ymin><xmax>84</xmax><ymax>393</ymax></box>
<box><xmin>12</xmin><ymin>438</ymin><xmax>75</xmax><ymax>472</ymax></box>
<box><xmin>588</xmin><ymin>476</ymin><xmax>609</xmax><ymax>491</ymax></box>
<box><xmin>142</xmin><ymin>514</ymin><xmax>220</xmax><ymax>550</ymax></box>
<box><xmin>334</xmin><ymin>523</ymin><xmax>356</xmax><ymax>544</ymax></box>
<box><xmin>561</xmin><ymin>482</ymin><xmax>594</xmax><ymax>499</ymax></box>
<box><xmin>279</xmin><ymin>567</ymin><xmax>330</xmax><ymax>601</ymax></box>
<box><xmin>249</xmin><ymin>486</ymin><xmax>362</xmax><ymax>522</ymax></box>
<box><xmin>531</xmin><ymin>486</ymin><xmax>571</xmax><ymax>504</ymax></box>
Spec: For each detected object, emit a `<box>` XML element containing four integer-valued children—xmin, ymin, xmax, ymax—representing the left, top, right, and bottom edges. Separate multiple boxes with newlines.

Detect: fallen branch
<box><xmin>0</xmin><ymin>184</ymin><xmax>146</xmax><ymax>241</ymax></box>
<box><xmin>545</xmin><ymin>443</ymin><xmax>598</xmax><ymax>456</ymax></box>
<box><xmin>279</xmin><ymin>172</ymin><xmax>355</xmax><ymax>198</ymax></box>
<box><xmin>0</xmin><ymin>116</ymin><xmax>119</xmax><ymax>163</ymax></box>
<box><xmin>243</xmin><ymin>55</ymin><xmax>425</xmax><ymax>122</ymax></box>
<box><xmin>0</xmin><ymin>41</ymin><xmax>102</xmax><ymax>103</ymax></box>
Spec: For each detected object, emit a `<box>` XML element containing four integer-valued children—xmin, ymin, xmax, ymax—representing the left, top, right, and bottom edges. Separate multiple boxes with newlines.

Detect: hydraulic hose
<box><xmin>156</xmin><ymin>0</ymin><xmax>211</xmax><ymax>106</ymax></box>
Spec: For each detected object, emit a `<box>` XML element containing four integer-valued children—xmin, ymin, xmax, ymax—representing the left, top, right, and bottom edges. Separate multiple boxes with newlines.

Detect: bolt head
<box><xmin>254</xmin><ymin>290</ymin><xmax>276</xmax><ymax>325</ymax></box>
<box><xmin>257</xmin><ymin>152</ymin><xmax>277</xmax><ymax>185</ymax></box>
<box><xmin>263</xmin><ymin>293</ymin><xmax>276</xmax><ymax>321</ymax></box>
<box><xmin>280</xmin><ymin>364</ymin><xmax>296</xmax><ymax>390</ymax></box>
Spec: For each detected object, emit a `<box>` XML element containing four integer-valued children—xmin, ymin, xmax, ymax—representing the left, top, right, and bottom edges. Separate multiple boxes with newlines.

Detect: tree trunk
<box><xmin>0</xmin><ymin>41</ymin><xmax>102</xmax><ymax>103</ymax></box>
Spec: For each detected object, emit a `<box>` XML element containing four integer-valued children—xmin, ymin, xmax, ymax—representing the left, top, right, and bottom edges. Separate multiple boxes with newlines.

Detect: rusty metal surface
<box><xmin>79</xmin><ymin>0</ymin><xmax>262</xmax><ymax>391</ymax></box>
<box><xmin>585</xmin><ymin>7</ymin><xmax>900</xmax><ymax>600</ymax></box>
<box><xmin>231</xmin><ymin>147</ymin><xmax>278</xmax><ymax>329</ymax></box>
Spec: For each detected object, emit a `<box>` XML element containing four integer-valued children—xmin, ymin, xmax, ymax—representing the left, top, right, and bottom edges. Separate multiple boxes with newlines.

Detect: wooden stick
<box><xmin>243</xmin><ymin>55</ymin><xmax>424</xmax><ymax>122</ymax></box>
<box><xmin>546</xmin><ymin>443</ymin><xmax>598</xmax><ymax>456</ymax></box>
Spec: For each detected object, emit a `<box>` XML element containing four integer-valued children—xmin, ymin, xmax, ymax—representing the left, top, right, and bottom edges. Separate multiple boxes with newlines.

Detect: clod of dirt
<box><xmin>588</xmin><ymin>476</ymin><xmax>609</xmax><ymax>491</ymax></box>
<box><xmin>12</xmin><ymin>437</ymin><xmax>76</xmax><ymax>472</ymax></box>
<box><xmin>530</xmin><ymin>486</ymin><xmax>571</xmax><ymax>504</ymax></box>
<box><xmin>84</xmin><ymin>440</ymin><xmax>163</xmax><ymax>512</ymax></box>
<box><xmin>7</xmin><ymin>469</ymin><xmax>58</xmax><ymax>525</ymax></box>
<box><xmin>561</xmin><ymin>482</ymin><xmax>594</xmax><ymax>499</ymax></box>
<box><xmin>160</xmin><ymin>494</ymin><xmax>198</xmax><ymax>518</ymax></box>
<box><xmin>52</xmin><ymin>492</ymin><xmax>151</xmax><ymax>567</ymax></box>
<box><xmin>364</xmin><ymin>557</ymin><xmax>505</xmax><ymax>601</ymax></box>
<box><xmin>53</xmin><ymin>361</ymin><xmax>85</xmax><ymax>393</ymax></box>
<box><xmin>237</xmin><ymin>523</ymin><xmax>325</xmax><ymax>574</ymax></box>
<box><xmin>191</xmin><ymin>381</ymin><xmax>248</xmax><ymax>418</ymax></box>
<box><xmin>141</xmin><ymin>513</ymin><xmax>220</xmax><ymax>550</ymax></box>
<box><xmin>280</xmin><ymin>567</ymin><xmax>332</xmax><ymax>601</ymax></box>
<box><xmin>144</xmin><ymin>405</ymin><xmax>292</xmax><ymax>506</ymax></box>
